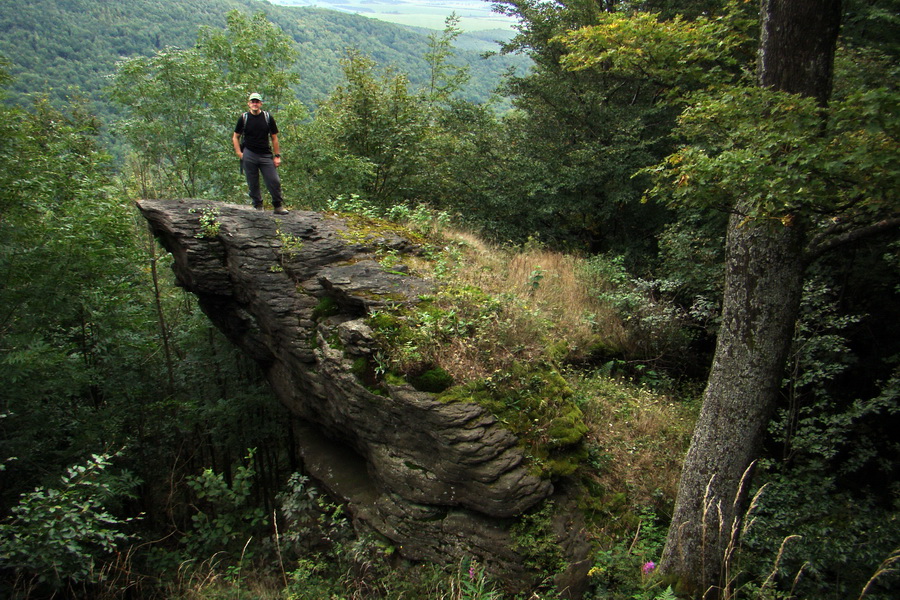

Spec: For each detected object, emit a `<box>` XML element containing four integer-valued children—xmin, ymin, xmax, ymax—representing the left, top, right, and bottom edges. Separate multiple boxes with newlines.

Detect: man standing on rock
<box><xmin>233</xmin><ymin>92</ymin><xmax>288</xmax><ymax>215</ymax></box>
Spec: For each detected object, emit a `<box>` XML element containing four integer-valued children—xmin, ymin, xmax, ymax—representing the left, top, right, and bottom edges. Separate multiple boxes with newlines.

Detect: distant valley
<box><xmin>0</xmin><ymin>0</ymin><xmax>528</xmax><ymax>118</ymax></box>
<box><xmin>269</xmin><ymin>0</ymin><xmax>518</xmax><ymax>31</ymax></box>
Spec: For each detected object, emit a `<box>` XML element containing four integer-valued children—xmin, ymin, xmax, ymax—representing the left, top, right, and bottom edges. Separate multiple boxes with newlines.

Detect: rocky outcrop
<box><xmin>137</xmin><ymin>199</ymin><xmax>590</xmax><ymax>597</ymax></box>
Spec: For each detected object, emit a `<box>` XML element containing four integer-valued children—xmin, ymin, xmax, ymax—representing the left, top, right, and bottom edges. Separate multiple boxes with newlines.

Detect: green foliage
<box><xmin>641</xmin><ymin>54</ymin><xmax>898</xmax><ymax>231</ymax></box>
<box><xmin>277</xmin><ymin>473</ymin><xmax>348</xmax><ymax>550</ymax></box>
<box><xmin>842</xmin><ymin>0</ymin><xmax>900</xmax><ymax>57</ymax></box>
<box><xmin>2</xmin><ymin>3</ymin><xmax>898</xmax><ymax>600</ymax></box>
<box><xmin>586</xmin><ymin>508</ymin><xmax>669</xmax><ymax>600</ymax></box>
<box><xmin>510</xmin><ymin>500</ymin><xmax>567</xmax><ymax>576</ymax></box>
<box><xmin>558</xmin><ymin>4</ymin><xmax>753</xmax><ymax>93</ymax></box>
<box><xmin>314</xmin><ymin>50</ymin><xmax>431</xmax><ymax>207</ymax></box>
<box><xmin>0</xmin><ymin>453</ymin><xmax>139</xmax><ymax>590</ymax></box>
<box><xmin>276</xmin><ymin>227</ymin><xmax>305</xmax><ymax>269</ymax></box>
<box><xmin>655</xmin><ymin>208</ymin><xmax>727</xmax><ymax>309</ymax></box>
<box><xmin>409</xmin><ymin>366</ymin><xmax>455</xmax><ymax>393</ymax></box>
<box><xmin>386</xmin><ymin>201</ymin><xmax>452</xmax><ymax>234</ymax></box>
<box><xmin>110</xmin><ymin>11</ymin><xmax>303</xmax><ymax>201</ymax></box>
<box><xmin>181</xmin><ymin>450</ymin><xmax>267</xmax><ymax>561</ymax></box>
<box><xmin>648</xmin><ymin>88</ymin><xmax>822</xmax><ymax>216</ymax></box>
<box><xmin>109</xmin><ymin>45</ymin><xmax>237</xmax><ymax>199</ymax></box>
<box><xmin>439</xmin><ymin>364</ymin><xmax>587</xmax><ymax>479</ymax></box>
<box><xmin>580</xmin><ymin>255</ymin><xmax>693</xmax><ymax>378</ymax></box>
<box><xmin>734</xmin><ymin>279</ymin><xmax>900</xmax><ymax>599</ymax></box>
<box><xmin>0</xmin><ymin>66</ymin><xmax>295</xmax><ymax>597</ymax></box>
<box><xmin>277</xmin><ymin>473</ymin><xmax>358</xmax><ymax>599</ymax></box>
<box><xmin>424</xmin><ymin>13</ymin><xmax>471</xmax><ymax>105</ymax></box>
<box><xmin>454</xmin><ymin>557</ymin><xmax>504</xmax><ymax>600</ymax></box>
<box><xmin>197</xmin><ymin>10</ymin><xmax>300</xmax><ymax>111</ymax></box>
<box><xmin>739</xmin><ymin>454</ymin><xmax>900</xmax><ymax>600</ymax></box>
<box><xmin>0</xmin><ymin>95</ymin><xmax>152</xmax><ymax>500</ymax></box>
<box><xmin>312</xmin><ymin>296</ymin><xmax>340</xmax><ymax>321</ymax></box>
<box><xmin>478</xmin><ymin>0</ymin><xmax>691</xmax><ymax>251</ymax></box>
<box><xmin>193</xmin><ymin>205</ymin><xmax>222</xmax><ymax>239</ymax></box>
<box><xmin>782</xmin><ymin>279</ymin><xmax>863</xmax><ymax>427</ymax></box>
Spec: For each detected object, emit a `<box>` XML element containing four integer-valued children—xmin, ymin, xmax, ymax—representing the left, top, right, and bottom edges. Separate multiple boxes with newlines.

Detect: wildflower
<box><xmin>642</xmin><ymin>561</ymin><xmax>656</xmax><ymax>575</ymax></box>
<box><xmin>469</xmin><ymin>564</ymin><xmax>476</xmax><ymax>580</ymax></box>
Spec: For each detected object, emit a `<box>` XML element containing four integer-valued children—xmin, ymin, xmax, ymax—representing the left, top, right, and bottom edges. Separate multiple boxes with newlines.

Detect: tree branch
<box><xmin>804</xmin><ymin>216</ymin><xmax>900</xmax><ymax>264</ymax></box>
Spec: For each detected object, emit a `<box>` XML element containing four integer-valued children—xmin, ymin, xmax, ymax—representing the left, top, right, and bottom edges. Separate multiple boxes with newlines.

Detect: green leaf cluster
<box><xmin>181</xmin><ymin>449</ymin><xmax>268</xmax><ymax>561</ymax></box>
<box><xmin>558</xmin><ymin>5</ymin><xmax>752</xmax><ymax>93</ymax></box>
<box><xmin>644</xmin><ymin>82</ymin><xmax>899</xmax><ymax>228</ymax></box>
<box><xmin>0</xmin><ymin>453</ymin><xmax>139</xmax><ymax>590</ymax></box>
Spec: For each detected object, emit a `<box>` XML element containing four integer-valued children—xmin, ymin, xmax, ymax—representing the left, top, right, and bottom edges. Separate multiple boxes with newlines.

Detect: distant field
<box><xmin>270</xmin><ymin>0</ymin><xmax>518</xmax><ymax>31</ymax></box>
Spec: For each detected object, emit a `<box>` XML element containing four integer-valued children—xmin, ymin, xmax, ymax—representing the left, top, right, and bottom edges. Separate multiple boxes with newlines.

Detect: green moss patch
<box><xmin>408</xmin><ymin>366</ymin><xmax>454</xmax><ymax>393</ymax></box>
<box><xmin>331</xmin><ymin>211</ymin><xmax>426</xmax><ymax>249</ymax></box>
<box><xmin>313</xmin><ymin>296</ymin><xmax>340</xmax><ymax>320</ymax></box>
<box><xmin>437</xmin><ymin>363</ymin><xmax>587</xmax><ymax>480</ymax></box>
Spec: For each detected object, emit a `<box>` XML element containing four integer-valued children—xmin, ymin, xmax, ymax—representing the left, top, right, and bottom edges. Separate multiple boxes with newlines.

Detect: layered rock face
<box><xmin>137</xmin><ymin>199</ymin><xmax>589</xmax><ymax>596</ymax></box>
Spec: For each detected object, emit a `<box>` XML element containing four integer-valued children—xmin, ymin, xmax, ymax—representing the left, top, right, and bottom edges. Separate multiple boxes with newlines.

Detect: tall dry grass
<box><xmin>573</xmin><ymin>372</ymin><xmax>695</xmax><ymax>524</ymax></box>
<box><xmin>402</xmin><ymin>229</ymin><xmax>629</xmax><ymax>383</ymax></box>
<box><xmin>402</xmin><ymin>228</ymin><xmax>697</xmax><ymax>517</ymax></box>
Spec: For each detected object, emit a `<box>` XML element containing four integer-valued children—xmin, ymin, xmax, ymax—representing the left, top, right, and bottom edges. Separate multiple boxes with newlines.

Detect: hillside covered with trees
<box><xmin>0</xmin><ymin>0</ymin><xmax>523</xmax><ymax>117</ymax></box>
<box><xmin>0</xmin><ymin>0</ymin><xmax>898</xmax><ymax>599</ymax></box>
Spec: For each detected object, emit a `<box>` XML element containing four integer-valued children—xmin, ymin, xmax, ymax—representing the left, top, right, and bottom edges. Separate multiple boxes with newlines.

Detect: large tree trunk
<box><xmin>757</xmin><ymin>0</ymin><xmax>841</xmax><ymax>106</ymax></box>
<box><xmin>659</xmin><ymin>212</ymin><xmax>806</xmax><ymax>598</ymax></box>
<box><xmin>659</xmin><ymin>1</ymin><xmax>842</xmax><ymax>598</ymax></box>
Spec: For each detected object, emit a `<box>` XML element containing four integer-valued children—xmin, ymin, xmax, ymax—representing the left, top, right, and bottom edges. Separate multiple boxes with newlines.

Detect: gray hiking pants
<box><xmin>242</xmin><ymin>148</ymin><xmax>283</xmax><ymax>208</ymax></box>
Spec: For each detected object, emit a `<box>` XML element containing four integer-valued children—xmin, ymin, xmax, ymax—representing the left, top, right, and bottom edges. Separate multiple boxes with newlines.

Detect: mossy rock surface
<box><xmin>409</xmin><ymin>367</ymin><xmax>455</xmax><ymax>393</ymax></box>
<box><xmin>438</xmin><ymin>363</ymin><xmax>587</xmax><ymax>479</ymax></box>
<box><xmin>332</xmin><ymin>211</ymin><xmax>426</xmax><ymax>248</ymax></box>
<box><xmin>313</xmin><ymin>296</ymin><xmax>340</xmax><ymax>320</ymax></box>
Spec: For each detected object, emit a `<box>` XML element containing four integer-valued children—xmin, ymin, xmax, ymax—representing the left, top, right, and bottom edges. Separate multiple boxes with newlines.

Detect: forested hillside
<box><xmin>0</xmin><ymin>0</ymin><xmax>523</xmax><ymax>116</ymax></box>
<box><xmin>1</xmin><ymin>1</ymin><xmax>898</xmax><ymax>599</ymax></box>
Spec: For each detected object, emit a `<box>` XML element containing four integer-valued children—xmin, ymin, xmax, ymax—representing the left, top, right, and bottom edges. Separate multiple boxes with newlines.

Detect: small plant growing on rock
<box><xmin>277</xmin><ymin>228</ymin><xmax>304</xmax><ymax>261</ymax></box>
<box><xmin>191</xmin><ymin>205</ymin><xmax>221</xmax><ymax>239</ymax></box>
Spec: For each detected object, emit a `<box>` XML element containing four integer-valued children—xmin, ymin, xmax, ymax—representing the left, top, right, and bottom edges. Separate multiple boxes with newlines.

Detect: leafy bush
<box><xmin>736</xmin><ymin>280</ymin><xmax>900</xmax><ymax>600</ymax></box>
<box><xmin>0</xmin><ymin>453</ymin><xmax>139</xmax><ymax>591</ymax></box>
<box><xmin>585</xmin><ymin>508</ymin><xmax>672</xmax><ymax>600</ymax></box>
<box><xmin>181</xmin><ymin>449</ymin><xmax>267</xmax><ymax>562</ymax></box>
<box><xmin>579</xmin><ymin>255</ymin><xmax>695</xmax><ymax>377</ymax></box>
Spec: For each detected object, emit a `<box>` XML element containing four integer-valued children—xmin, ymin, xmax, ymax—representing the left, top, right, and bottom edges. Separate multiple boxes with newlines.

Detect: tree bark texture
<box><xmin>758</xmin><ymin>0</ymin><xmax>842</xmax><ymax>106</ymax></box>
<box><xmin>659</xmin><ymin>1</ymin><xmax>842</xmax><ymax>598</ymax></box>
<box><xmin>659</xmin><ymin>209</ymin><xmax>806</xmax><ymax>598</ymax></box>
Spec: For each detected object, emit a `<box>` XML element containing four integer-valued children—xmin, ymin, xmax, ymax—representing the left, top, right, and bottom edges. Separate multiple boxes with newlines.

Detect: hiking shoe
<box><xmin>273</xmin><ymin>205</ymin><xmax>289</xmax><ymax>215</ymax></box>
<box><xmin>252</xmin><ymin>204</ymin><xmax>264</xmax><ymax>210</ymax></box>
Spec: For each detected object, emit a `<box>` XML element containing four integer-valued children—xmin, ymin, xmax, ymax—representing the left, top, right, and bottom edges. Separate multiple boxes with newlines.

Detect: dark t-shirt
<box><xmin>234</xmin><ymin>111</ymin><xmax>279</xmax><ymax>154</ymax></box>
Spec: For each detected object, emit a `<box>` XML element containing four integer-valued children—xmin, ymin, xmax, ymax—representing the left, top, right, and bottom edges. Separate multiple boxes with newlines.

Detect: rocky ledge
<box><xmin>137</xmin><ymin>199</ymin><xmax>590</xmax><ymax>597</ymax></box>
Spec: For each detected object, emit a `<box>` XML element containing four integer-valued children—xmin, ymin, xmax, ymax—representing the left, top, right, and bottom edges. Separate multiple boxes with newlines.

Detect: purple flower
<box><xmin>642</xmin><ymin>561</ymin><xmax>656</xmax><ymax>575</ymax></box>
<box><xmin>469</xmin><ymin>564</ymin><xmax>476</xmax><ymax>580</ymax></box>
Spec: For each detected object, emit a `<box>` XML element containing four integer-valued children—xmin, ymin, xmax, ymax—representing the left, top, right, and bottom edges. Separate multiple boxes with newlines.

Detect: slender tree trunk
<box><xmin>659</xmin><ymin>2</ymin><xmax>842</xmax><ymax>597</ymax></box>
<box><xmin>148</xmin><ymin>230</ymin><xmax>176</xmax><ymax>394</ymax></box>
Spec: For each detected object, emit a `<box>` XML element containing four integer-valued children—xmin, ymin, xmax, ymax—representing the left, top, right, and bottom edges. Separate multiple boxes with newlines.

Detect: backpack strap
<box><xmin>242</xmin><ymin>111</ymin><xmax>270</xmax><ymax>132</ymax></box>
<box><xmin>239</xmin><ymin>111</ymin><xmax>271</xmax><ymax>151</ymax></box>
